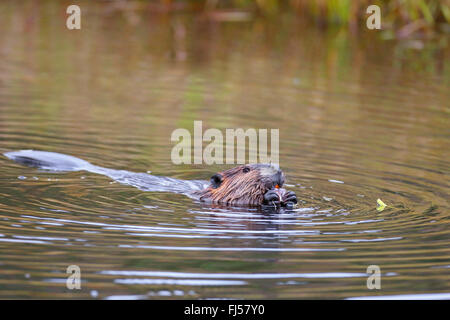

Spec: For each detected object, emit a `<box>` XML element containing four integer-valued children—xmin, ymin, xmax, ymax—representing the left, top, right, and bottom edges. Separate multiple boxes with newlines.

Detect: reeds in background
<box><xmin>156</xmin><ymin>0</ymin><xmax>450</xmax><ymax>35</ymax></box>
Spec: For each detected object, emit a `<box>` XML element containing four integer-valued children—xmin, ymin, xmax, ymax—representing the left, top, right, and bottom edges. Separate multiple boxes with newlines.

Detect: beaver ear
<box><xmin>210</xmin><ymin>173</ymin><xmax>223</xmax><ymax>188</ymax></box>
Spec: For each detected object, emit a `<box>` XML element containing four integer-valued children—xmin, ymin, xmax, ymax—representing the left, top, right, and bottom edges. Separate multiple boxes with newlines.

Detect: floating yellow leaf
<box><xmin>376</xmin><ymin>198</ymin><xmax>387</xmax><ymax>212</ymax></box>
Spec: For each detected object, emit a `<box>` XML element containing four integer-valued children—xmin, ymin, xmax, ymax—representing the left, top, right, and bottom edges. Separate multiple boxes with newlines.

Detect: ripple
<box><xmin>114</xmin><ymin>279</ymin><xmax>247</xmax><ymax>286</ymax></box>
<box><xmin>347</xmin><ymin>293</ymin><xmax>450</xmax><ymax>300</ymax></box>
<box><xmin>104</xmin><ymin>295</ymin><xmax>148</xmax><ymax>300</ymax></box>
<box><xmin>100</xmin><ymin>270</ymin><xmax>372</xmax><ymax>279</ymax></box>
<box><xmin>0</xmin><ymin>238</ymin><xmax>49</xmax><ymax>244</ymax></box>
<box><xmin>117</xmin><ymin>245</ymin><xmax>345</xmax><ymax>252</ymax></box>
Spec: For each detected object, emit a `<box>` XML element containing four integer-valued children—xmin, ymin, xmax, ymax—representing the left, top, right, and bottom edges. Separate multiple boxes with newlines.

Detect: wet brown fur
<box><xmin>194</xmin><ymin>164</ymin><xmax>285</xmax><ymax>206</ymax></box>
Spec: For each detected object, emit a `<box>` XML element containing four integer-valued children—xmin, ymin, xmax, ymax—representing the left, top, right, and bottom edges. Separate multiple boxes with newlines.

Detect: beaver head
<box><xmin>195</xmin><ymin>164</ymin><xmax>297</xmax><ymax>206</ymax></box>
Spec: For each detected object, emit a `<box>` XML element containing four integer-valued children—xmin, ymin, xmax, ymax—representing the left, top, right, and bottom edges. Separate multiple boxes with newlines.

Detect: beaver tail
<box><xmin>4</xmin><ymin>150</ymin><xmax>95</xmax><ymax>172</ymax></box>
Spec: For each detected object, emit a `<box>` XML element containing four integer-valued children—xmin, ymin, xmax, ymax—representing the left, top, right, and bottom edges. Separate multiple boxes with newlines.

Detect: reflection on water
<box><xmin>0</xmin><ymin>1</ymin><xmax>449</xmax><ymax>299</ymax></box>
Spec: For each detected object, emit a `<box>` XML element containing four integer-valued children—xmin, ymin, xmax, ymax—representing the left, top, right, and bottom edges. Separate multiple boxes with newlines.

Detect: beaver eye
<box><xmin>210</xmin><ymin>174</ymin><xmax>223</xmax><ymax>189</ymax></box>
<box><xmin>243</xmin><ymin>167</ymin><xmax>250</xmax><ymax>173</ymax></box>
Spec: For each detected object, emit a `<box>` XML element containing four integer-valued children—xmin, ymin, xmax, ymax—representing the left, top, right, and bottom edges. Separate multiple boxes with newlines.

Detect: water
<box><xmin>0</xmin><ymin>1</ymin><xmax>449</xmax><ymax>299</ymax></box>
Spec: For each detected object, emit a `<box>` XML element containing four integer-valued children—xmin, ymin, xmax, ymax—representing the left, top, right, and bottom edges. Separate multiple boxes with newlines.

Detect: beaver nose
<box><xmin>272</xmin><ymin>169</ymin><xmax>283</xmax><ymax>186</ymax></box>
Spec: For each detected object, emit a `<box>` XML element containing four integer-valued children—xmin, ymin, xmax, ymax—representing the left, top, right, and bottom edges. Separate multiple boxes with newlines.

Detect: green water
<box><xmin>0</xmin><ymin>0</ymin><xmax>448</xmax><ymax>299</ymax></box>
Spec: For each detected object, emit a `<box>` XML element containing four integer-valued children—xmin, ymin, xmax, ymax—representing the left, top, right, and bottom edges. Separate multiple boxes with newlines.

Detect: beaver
<box><xmin>194</xmin><ymin>164</ymin><xmax>297</xmax><ymax>207</ymax></box>
<box><xmin>3</xmin><ymin>150</ymin><xmax>297</xmax><ymax>208</ymax></box>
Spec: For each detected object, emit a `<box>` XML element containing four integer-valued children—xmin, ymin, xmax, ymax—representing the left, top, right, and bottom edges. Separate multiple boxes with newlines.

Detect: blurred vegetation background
<box><xmin>125</xmin><ymin>0</ymin><xmax>449</xmax><ymax>37</ymax></box>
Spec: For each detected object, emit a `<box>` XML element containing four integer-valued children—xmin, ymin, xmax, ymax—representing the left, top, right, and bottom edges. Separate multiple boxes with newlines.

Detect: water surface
<box><xmin>0</xmin><ymin>1</ymin><xmax>448</xmax><ymax>299</ymax></box>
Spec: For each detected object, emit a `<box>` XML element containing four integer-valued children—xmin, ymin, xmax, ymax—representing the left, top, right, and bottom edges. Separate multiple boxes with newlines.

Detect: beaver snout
<box><xmin>263</xmin><ymin>168</ymin><xmax>298</xmax><ymax>207</ymax></box>
<box><xmin>272</xmin><ymin>169</ymin><xmax>284</xmax><ymax>188</ymax></box>
<box><xmin>262</xmin><ymin>167</ymin><xmax>285</xmax><ymax>190</ymax></box>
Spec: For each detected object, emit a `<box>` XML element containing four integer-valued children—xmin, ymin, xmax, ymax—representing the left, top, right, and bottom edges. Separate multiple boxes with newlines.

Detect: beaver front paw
<box><xmin>263</xmin><ymin>189</ymin><xmax>282</xmax><ymax>206</ymax></box>
<box><xmin>282</xmin><ymin>191</ymin><xmax>297</xmax><ymax>205</ymax></box>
